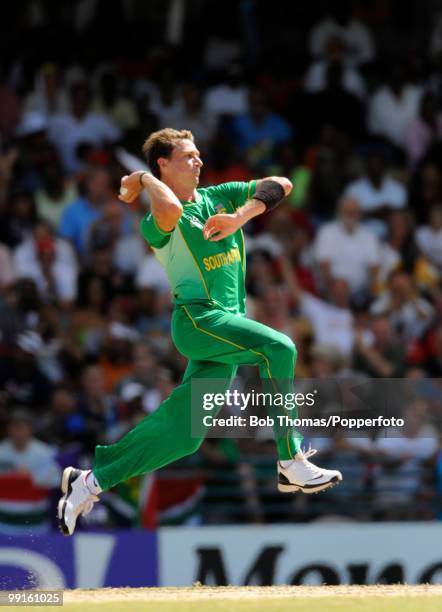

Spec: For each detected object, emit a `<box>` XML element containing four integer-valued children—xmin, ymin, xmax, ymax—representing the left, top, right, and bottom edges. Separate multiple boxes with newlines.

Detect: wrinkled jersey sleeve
<box><xmin>140</xmin><ymin>212</ymin><xmax>173</xmax><ymax>249</ymax></box>
<box><xmin>204</xmin><ymin>180</ymin><xmax>257</xmax><ymax>211</ymax></box>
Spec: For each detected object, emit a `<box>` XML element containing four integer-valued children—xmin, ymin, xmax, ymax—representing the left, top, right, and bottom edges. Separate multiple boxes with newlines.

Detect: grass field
<box><xmin>56</xmin><ymin>585</ymin><xmax>442</xmax><ymax>611</ymax></box>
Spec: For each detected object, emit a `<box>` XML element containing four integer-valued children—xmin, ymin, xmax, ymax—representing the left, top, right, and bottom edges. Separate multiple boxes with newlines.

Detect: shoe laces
<box><xmin>296</xmin><ymin>445</ymin><xmax>320</xmax><ymax>476</ymax></box>
<box><xmin>301</xmin><ymin>444</ymin><xmax>317</xmax><ymax>460</ymax></box>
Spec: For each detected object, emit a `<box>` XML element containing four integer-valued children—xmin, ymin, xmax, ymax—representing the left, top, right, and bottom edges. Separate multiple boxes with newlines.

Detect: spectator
<box><xmin>370</xmin><ymin>270</ymin><xmax>434</xmax><ymax>345</ymax></box>
<box><xmin>407</xmin><ymin>290</ymin><xmax>442</xmax><ymax>368</ymax></box>
<box><xmin>353</xmin><ymin>314</ymin><xmax>406</xmax><ymax>377</ymax></box>
<box><xmin>308</xmin><ymin>4</ymin><xmax>375</xmax><ymax>66</ymax></box>
<box><xmin>374</xmin><ymin>400</ymin><xmax>439</xmax><ymax>519</ymax></box>
<box><xmin>38</xmin><ymin>385</ymin><xmax>84</xmax><ymax>448</ymax></box>
<box><xmin>426</xmin><ymin>50</ymin><xmax>442</xmax><ymax>110</ymax></box>
<box><xmin>14</xmin><ymin>224</ymin><xmax>78</xmax><ymax>307</ymax></box>
<box><xmin>142</xmin><ymin>366</ymin><xmax>176</xmax><ymax>414</ymax></box>
<box><xmin>0</xmin><ymin>189</ymin><xmax>37</xmax><ymax>249</ymax></box>
<box><xmin>313</xmin><ymin>195</ymin><xmax>380</xmax><ymax>296</ymax></box>
<box><xmin>78</xmin><ymin>240</ymin><xmax>135</xmax><ymax>304</ymax></box>
<box><xmin>254</xmin><ymin>282</ymin><xmax>298</xmax><ymax>341</ymax></box>
<box><xmin>0</xmin><ymin>244</ymin><xmax>15</xmax><ymax>292</ymax></box>
<box><xmin>133</xmin><ymin>93</ymin><xmax>159</xmax><ymax>147</ymax></box>
<box><xmin>117</xmin><ymin>342</ymin><xmax>158</xmax><ymax>402</ymax></box>
<box><xmin>58</xmin><ymin>168</ymin><xmax>114</xmax><ymax>255</ymax></box>
<box><xmin>423</xmin><ymin>325</ymin><xmax>442</xmax><ymax>376</ymax></box>
<box><xmin>68</xmin><ymin>275</ymin><xmax>109</xmax><ymax>358</ymax></box>
<box><xmin>304</xmin><ymin>35</ymin><xmax>366</xmax><ymax>99</ymax></box>
<box><xmin>309</xmin><ymin>431</ymin><xmax>374</xmax><ymax>519</ymax></box>
<box><xmin>0</xmin><ymin>279</ymin><xmax>42</xmax><ymax>353</ymax></box>
<box><xmin>14</xmin><ymin>117</ymin><xmax>55</xmax><ymax>192</ymax></box>
<box><xmin>267</xmin><ymin>142</ymin><xmax>311</xmax><ymax>211</ymax></box>
<box><xmin>409</xmin><ymin>161</ymin><xmax>442</xmax><ymax>224</ymax></box>
<box><xmin>77</xmin><ymin>364</ymin><xmax>117</xmax><ymax>451</ymax></box>
<box><xmin>48</xmin><ymin>80</ymin><xmax>121</xmax><ymax>173</ymax></box>
<box><xmin>204</xmin><ymin>64</ymin><xmax>248</xmax><ymax>118</ymax></box>
<box><xmin>149</xmin><ymin>69</ymin><xmax>183</xmax><ymax>128</ymax></box>
<box><xmin>135</xmin><ymin>241</ymin><xmax>170</xmax><ymax>294</ymax></box>
<box><xmin>305</xmin><ymin>61</ymin><xmax>366</xmax><ymax>141</ymax></box>
<box><xmin>0</xmin><ymin>336</ymin><xmax>53</xmax><ymax>411</ymax></box>
<box><xmin>429</xmin><ymin>13</ymin><xmax>442</xmax><ymax>58</ymax></box>
<box><xmin>202</xmin><ymin>131</ymin><xmax>253</xmax><ymax>186</ymax></box>
<box><xmin>416</xmin><ymin>203</ymin><xmax>442</xmax><ymax>272</ymax></box>
<box><xmin>281</xmin><ymin>253</ymin><xmax>355</xmax><ymax>358</ymax></box>
<box><xmin>34</xmin><ymin>151</ymin><xmax>78</xmax><ymax>228</ymax></box>
<box><xmin>24</xmin><ymin>64</ymin><xmax>69</xmax><ymax>117</ymax></box>
<box><xmin>344</xmin><ymin>148</ymin><xmax>407</xmax><ymax>235</ymax></box>
<box><xmin>99</xmin><ymin>318</ymin><xmax>139</xmax><ymax>393</ymax></box>
<box><xmin>405</xmin><ymin>92</ymin><xmax>442</xmax><ymax>168</ymax></box>
<box><xmin>87</xmin><ymin>200</ymin><xmax>142</xmax><ymax>275</ymax></box>
<box><xmin>306</xmin><ymin>125</ymin><xmax>351</xmax><ymax>221</ymax></box>
<box><xmin>309</xmin><ymin>344</ymin><xmax>345</xmax><ymax>378</ymax></box>
<box><xmin>377</xmin><ymin>210</ymin><xmax>438</xmax><ymax>293</ymax></box>
<box><xmin>232</xmin><ymin>89</ymin><xmax>292</xmax><ymax>171</ymax></box>
<box><xmin>93</xmin><ymin>70</ymin><xmax>139</xmax><ymax>133</ymax></box>
<box><xmin>0</xmin><ymin>146</ymin><xmax>18</xmax><ymax>206</ymax></box>
<box><xmin>171</xmin><ymin>83</ymin><xmax>218</xmax><ymax>151</ymax></box>
<box><xmin>270</xmin><ymin>213</ymin><xmax>317</xmax><ymax>294</ymax></box>
<box><xmin>368</xmin><ymin>64</ymin><xmax>422</xmax><ymax>149</ymax></box>
<box><xmin>134</xmin><ymin>282</ymin><xmax>172</xmax><ymax>340</ymax></box>
<box><xmin>0</xmin><ymin>410</ymin><xmax>60</xmax><ymax>533</ymax></box>
<box><xmin>377</xmin><ymin>210</ymin><xmax>413</xmax><ymax>288</ymax></box>
<box><xmin>0</xmin><ymin>63</ymin><xmax>21</xmax><ymax>139</ymax></box>
<box><xmin>106</xmin><ymin>383</ymin><xmax>148</xmax><ymax>443</ymax></box>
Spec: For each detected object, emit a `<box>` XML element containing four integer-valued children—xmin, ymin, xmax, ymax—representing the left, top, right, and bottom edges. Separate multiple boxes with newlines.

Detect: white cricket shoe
<box><xmin>277</xmin><ymin>447</ymin><xmax>342</xmax><ymax>494</ymax></box>
<box><xmin>57</xmin><ymin>467</ymin><xmax>99</xmax><ymax>536</ymax></box>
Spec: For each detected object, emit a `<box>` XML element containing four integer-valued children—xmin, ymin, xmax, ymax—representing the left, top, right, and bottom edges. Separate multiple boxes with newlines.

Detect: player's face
<box><xmin>161</xmin><ymin>139</ymin><xmax>203</xmax><ymax>186</ymax></box>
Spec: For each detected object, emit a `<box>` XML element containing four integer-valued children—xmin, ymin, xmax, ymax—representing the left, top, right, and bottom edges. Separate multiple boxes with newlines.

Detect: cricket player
<box><xmin>58</xmin><ymin>129</ymin><xmax>342</xmax><ymax>535</ymax></box>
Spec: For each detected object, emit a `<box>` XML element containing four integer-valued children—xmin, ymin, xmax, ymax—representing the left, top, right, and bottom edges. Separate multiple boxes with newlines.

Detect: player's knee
<box><xmin>273</xmin><ymin>335</ymin><xmax>297</xmax><ymax>365</ymax></box>
<box><xmin>183</xmin><ymin>437</ymin><xmax>203</xmax><ymax>456</ymax></box>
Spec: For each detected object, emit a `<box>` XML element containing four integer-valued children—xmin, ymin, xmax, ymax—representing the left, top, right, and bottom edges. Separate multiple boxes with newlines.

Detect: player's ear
<box><xmin>157</xmin><ymin>157</ymin><xmax>168</xmax><ymax>172</ymax></box>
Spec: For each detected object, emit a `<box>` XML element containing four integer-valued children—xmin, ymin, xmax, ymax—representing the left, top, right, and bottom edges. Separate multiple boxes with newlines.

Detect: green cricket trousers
<box><xmin>93</xmin><ymin>303</ymin><xmax>303</xmax><ymax>490</ymax></box>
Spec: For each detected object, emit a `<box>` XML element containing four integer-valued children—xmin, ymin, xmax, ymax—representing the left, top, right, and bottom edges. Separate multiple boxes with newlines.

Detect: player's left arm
<box><xmin>203</xmin><ymin>177</ymin><xmax>292</xmax><ymax>242</ymax></box>
<box><xmin>255</xmin><ymin>176</ymin><xmax>293</xmax><ymax>197</ymax></box>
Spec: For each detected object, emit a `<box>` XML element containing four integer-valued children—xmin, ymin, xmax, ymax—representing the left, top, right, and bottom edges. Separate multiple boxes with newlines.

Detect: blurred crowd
<box><xmin>0</xmin><ymin>0</ymin><xmax>442</xmax><ymax>532</ymax></box>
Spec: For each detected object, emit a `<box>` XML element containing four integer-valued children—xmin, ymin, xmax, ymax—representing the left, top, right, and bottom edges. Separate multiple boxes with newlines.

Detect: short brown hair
<box><xmin>142</xmin><ymin>128</ymin><xmax>194</xmax><ymax>178</ymax></box>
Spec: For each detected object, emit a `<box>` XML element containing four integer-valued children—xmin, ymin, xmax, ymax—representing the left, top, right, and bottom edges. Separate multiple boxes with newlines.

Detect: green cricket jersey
<box><xmin>140</xmin><ymin>180</ymin><xmax>257</xmax><ymax>316</ymax></box>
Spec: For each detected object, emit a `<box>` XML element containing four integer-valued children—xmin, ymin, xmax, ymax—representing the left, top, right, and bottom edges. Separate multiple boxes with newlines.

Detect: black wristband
<box><xmin>139</xmin><ymin>172</ymin><xmax>148</xmax><ymax>186</ymax></box>
<box><xmin>253</xmin><ymin>180</ymin><xmax>285</xmax><ymax>212</ymax></box>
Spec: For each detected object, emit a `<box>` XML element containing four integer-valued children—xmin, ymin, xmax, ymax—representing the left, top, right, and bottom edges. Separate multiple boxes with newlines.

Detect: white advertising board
<box><xmin>160</xmin><ymin>523</ymin><xmax>442</xmax><ymax>586</ymax></box>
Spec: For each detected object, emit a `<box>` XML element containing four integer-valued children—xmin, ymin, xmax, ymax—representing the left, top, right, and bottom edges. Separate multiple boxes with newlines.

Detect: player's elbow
<box><xmin>155</xmin><ymin>202</ymin><xmax>183</xmax><ymax>232</ymax></box>
<box><xmin>279</xmin><ymin>177</ymin><xmax>293</xmax><ymax>196</ymax></box>
<box><xmin>265</xmin><ymin>176</ymin><xmax>292</xmax><ymax>196</ymax></box>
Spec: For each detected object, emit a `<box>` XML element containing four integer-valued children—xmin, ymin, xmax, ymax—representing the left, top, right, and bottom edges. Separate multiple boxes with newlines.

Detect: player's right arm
<box><xmin>119</xmin><ymin>171</ymin><xmax>183</xmax><ymax>232</ymax></box>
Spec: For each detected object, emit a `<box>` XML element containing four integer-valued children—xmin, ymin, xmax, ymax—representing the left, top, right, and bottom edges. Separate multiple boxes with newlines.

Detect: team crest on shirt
<box><xmin>188</xmin><ymin>215</ymin><xmax>204</xmax><ymax>230</ymax></box>
<box><xmin>215</xmin><ymin>202</ymin><xmax>227</xmax><ymax>214</ymax></box>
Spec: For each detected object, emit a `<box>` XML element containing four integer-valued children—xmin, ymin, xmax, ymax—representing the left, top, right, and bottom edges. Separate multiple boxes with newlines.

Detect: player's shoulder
<box><xmin>196</xmin><ymin>183</ymin><xmax>225</xmax><ymax>200</ymax></box>
<box><xmin>198</xmin><ymin>180</ymin><xmax>251</xmax><ymax>194</ymax></box>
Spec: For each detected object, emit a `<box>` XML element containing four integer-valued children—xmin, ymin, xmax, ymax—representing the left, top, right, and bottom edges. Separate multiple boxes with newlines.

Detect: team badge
<box><xmin>189</xmin><ymin>215</ymin><xmax>204</xmax><ymax>230</ymax></box>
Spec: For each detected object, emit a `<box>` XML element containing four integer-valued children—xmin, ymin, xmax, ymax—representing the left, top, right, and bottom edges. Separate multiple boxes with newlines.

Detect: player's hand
<box><xmin>118</xmin><ymin>171</ymin><xmax>145</xmax><ymax>203</ymax></box>
<box><xmin>203</xmin><ymin>214</ymin><xmax>242</xmax><ymax>241</ymax></box>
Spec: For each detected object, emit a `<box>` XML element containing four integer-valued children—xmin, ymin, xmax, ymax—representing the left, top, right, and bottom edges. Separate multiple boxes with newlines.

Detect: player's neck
<box><xmin>176</xmin><ymin>188</ymin><xmax>197</xmax><ymax>202</ymax></box>
<box><xmin>165</xmin><ymin>181</ymin><xmax>197</xmax><ymax>202</ymax></box>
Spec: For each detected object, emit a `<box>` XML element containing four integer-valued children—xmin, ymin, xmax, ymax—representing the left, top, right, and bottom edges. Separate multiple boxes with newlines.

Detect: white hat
<box><xmin>16</xmin><ymin>112</ymin><xmax>48</xmax><ymax>137</ymax></box>
<box><xmin>120</xmin><ymin>382</ymin><xmax>145</xmax><ymax>402</ymax></box>
<box><xmin>109</xmin><ymin>322</ymin><xmax>140</xmax><ymax>343</ymax></box>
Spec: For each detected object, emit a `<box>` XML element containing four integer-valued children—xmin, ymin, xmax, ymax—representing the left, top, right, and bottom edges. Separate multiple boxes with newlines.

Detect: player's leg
<box><xmin>174</xmin><ymin>304</ymin><xmax>342</xmax><ymax>494</ymax></box>
<box><xmin>58</xmin><ymin>358</ymin><xmax>236</xmax><ymax>535</ymax></box>
<box><xmin>92</xmin><ymin>359</ymin><xmax>236</xmax><ymax>489</ymax></box>
<box><xmin>174</xmin><ymin>304</ymin><xmax>302</xmax><ymax>457</ymax></box>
